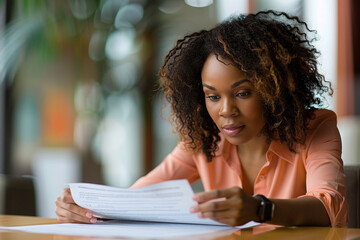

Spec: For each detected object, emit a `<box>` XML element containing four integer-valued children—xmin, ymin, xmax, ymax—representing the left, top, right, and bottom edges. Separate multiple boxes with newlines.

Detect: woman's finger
<box><xmin>193</xmin><ymin>187</ymin><xmax>243</xmax><ymax>203</ymax></box>
<box><xmin>56</xmin><ymin>210</ymin><xmax>96</xmax><ymax>223</ymax></box>
<box><xmin>55</xmin><ymin>189</ymin><xmax>96</xmax><ymax>224</ymax></box>
<box><xmin>55</xmin><ymin>201</ymin><xmax>96</xmax><ymax>223</ymax></box>
<box><xmin>55</xmin><ymin>197</ymin><xmax>91</xmax><ymax>217</ymax></box>
<box><xmin>56</xmin><ymin>209</ymin><xmax>95</xmax><ymax>224</ymax></box>
<box><xmin>56</xmin><ymin>216</ymin><xmax>88</xmax><ymax>224</ymax></box>
<box><xmin>60</xmin><ymin>188</ymin><xmax>76</xmax><ymax>203</ymax></box>
<box><xmin>198</xmin><ymin>209</ymin><xmax>241</xmax><ymax>219</ymax></box>
<box><xmin>192</xmin><ymin>197</ymin><xmax>243</xmax><ymax>213</ymax></box>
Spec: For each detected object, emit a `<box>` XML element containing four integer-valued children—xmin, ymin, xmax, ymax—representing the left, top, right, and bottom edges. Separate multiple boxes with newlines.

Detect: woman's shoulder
<box><xmin>305</xmin><ymin>109</ymin><xmax>340</xmax><ymax>145</ymax></box>
<box><xmin>269</xmin><ymin>109</ymin><xmax>339</xmax><ymax>160</ymax></box>
<box><xmin>308</xmin><ymin>109</ymin><xmax>337</xmax><ymax>128</ymax></box>
<box><xmin>313</xmin><ymin>108</ymin><xmax>337</xmax><ymax>118</ymax></box>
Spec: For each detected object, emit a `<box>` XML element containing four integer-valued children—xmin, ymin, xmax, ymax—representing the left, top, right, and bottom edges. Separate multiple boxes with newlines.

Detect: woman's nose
<box><xmin>219</xmin><ymin>98</ymin><xmax>239</xmax><ymax>117</ymax></box>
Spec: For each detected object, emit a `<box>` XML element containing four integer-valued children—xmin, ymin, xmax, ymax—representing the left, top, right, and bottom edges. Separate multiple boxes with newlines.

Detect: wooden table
<box><xmin>0</xmin><ymin>215</ymin><xmax>360</xmax><ymax>239</ymax></box>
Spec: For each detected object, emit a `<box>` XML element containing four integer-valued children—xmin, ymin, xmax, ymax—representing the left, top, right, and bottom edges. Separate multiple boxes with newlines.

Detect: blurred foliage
<box><xmin>1</xmin><ymin>0</ymin><xmax>163</xmax><ymax>128</ymax></box>
<box><xmin>2</xmin><ymin>0</ymin><xmax>153</xmax><ymax>80</ymax></box>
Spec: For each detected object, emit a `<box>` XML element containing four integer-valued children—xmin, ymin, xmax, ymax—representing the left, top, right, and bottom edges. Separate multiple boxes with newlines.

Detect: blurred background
<box><xmin>0</xmin><ymin>0</ymin><xmax>359</xmax><ymax>218</ymax></box>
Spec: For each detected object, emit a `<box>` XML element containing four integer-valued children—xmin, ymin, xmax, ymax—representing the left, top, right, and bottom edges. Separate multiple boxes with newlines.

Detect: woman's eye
<box><xmin>236</xmin><ymin>91</ymin><xmax>250</xmax><ymax>98</ymax></box>
<box><xmin>207</xmin><ymin>95</ymin><xmax>220</xmax><ymax>101</ymax></box>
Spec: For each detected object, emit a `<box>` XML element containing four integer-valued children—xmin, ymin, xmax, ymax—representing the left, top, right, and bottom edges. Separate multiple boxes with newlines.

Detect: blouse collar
<box><xmin>217</xmin><ymin>134</ymin><xmax>299</xmax><ymax>164</ymax></box>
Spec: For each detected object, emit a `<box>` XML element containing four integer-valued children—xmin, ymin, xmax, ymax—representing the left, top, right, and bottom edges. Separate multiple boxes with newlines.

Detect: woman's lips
<box><xmin>222</xmin><ymin>125</ymin><xmax>245</xmax><ymax>136</ymax></box>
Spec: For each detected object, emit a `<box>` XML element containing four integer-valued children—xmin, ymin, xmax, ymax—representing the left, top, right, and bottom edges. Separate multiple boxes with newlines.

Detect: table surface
<box><xmin>0</xmin><ymin>215</ymin><xmax>360</xmax><ymax>240</ymax></box>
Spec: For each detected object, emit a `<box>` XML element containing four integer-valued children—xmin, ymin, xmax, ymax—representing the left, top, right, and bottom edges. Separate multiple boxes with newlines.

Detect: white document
<box><xmin>0</xmin><ymin>220</ymin><xmax>259</xmax><ymax>239</ymax></box>
<box><xmin>0</xmin><ymin>179</ymin><xmax>260</xmax><ymax>239</ymax></box>
<box><xmin>69</xmin><ymin>179</ymin><xmax>222</xmax><ymax>225</ymax></box>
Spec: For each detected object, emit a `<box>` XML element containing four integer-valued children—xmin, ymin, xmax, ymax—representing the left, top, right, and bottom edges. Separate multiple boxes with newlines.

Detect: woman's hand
<box><xmin>190</xmin><ymin>187</ymin><xmax>260</xmax><ymax>226</ymax></box>
<box><xmin>55</xmin><ymin>188</ymin><xmax>97</xmax><ymax>223</ymax></box>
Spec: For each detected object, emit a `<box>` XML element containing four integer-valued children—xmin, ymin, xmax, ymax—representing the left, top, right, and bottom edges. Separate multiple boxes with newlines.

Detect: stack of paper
<box><xmin>0</xmin><ymin>180</ymin><xmax>259</xmax><ymax>238</ymax></box>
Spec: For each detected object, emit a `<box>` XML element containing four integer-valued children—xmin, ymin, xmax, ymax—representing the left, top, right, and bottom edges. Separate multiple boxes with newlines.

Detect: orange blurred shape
<box><xmin>41</xmin><ymin>88</ymin><xmax>74</xmax><ymax>147</ymax></box>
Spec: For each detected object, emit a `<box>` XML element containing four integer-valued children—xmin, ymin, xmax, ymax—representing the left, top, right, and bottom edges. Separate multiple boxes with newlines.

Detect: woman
<box><xmin>55</xmin><ymin>10</ymin><xmax>348</xmax><ymax>227</ymax></box>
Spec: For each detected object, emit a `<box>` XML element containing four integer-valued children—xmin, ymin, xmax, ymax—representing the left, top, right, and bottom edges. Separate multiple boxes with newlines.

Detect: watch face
<box><xmin>254</xmin><ymin>194</ymin><xmax>274</xmax><ymax>222</ymax></box>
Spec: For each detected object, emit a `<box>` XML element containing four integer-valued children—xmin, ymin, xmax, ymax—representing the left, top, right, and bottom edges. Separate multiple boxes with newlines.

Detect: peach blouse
<box><xmin>132</xmin><ymin>109</ymin><xmax>348</xmax><ymax>227</ymax></box>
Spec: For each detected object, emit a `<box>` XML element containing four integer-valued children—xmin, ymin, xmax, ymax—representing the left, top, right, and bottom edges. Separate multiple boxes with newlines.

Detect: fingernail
<box><xmin>86</xmin><ymin>212</ymin><xmax>92</xmax><ymax>218</ymax></box>
<box><xmin>90</xmin><ymin>218</ymin><xmax>97</xmax><ymax>223</ymax></box>
<box><xmin>189</xmin><ymin>207</ymin><xmax>196</xmax><ymax>213</ymax></box>
<box><xmin>197</xmin><ymin>213</ymin><xmax>203</xmax><ymax>218</ymax></box>
<box><xmin>192</xmin><ymin>195</ymin><xmax>199</xmax><ymax>201</ymax></box>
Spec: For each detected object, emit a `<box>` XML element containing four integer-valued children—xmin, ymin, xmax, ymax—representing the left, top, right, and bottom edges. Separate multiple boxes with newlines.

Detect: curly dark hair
<box><xmin>159</xmin><ymin>10</ymin><xmax>332</xmax><ymax>162</ymax></box>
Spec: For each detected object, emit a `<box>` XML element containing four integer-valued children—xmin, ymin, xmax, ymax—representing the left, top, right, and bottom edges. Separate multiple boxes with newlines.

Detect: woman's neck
<box><xmin>236</xmin><ymin>134</ymin><xmax>270</xmax><ymax>160</ymax></box>
<box><xmin>236</xmin><ymin>134</ymin><xmax>269</xmax><ymax>195</ymax></box>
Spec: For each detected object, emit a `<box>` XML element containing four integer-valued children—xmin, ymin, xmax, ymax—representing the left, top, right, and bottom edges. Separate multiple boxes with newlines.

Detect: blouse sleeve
<box><xmin>299</xmin><ymin>111</ymin><xmax>348</xmax><ymax>227</ymax></box>
<box><xmin>130</xmin><ymin>142</ymin><xmax>200</xmax><ymax>188</ymax></box>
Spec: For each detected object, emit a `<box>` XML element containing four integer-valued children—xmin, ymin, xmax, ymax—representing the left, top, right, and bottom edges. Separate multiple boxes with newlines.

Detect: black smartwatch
<box><xmin>253</xmin><ymin>194</ymin><xmax>275</xmax><ymax>223</ymax></box>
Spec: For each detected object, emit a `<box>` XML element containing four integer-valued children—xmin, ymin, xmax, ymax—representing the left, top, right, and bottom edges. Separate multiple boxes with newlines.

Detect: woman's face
<box><xmin>201</xmin><ymin>54</ymin><xmax>265</xmax><ymax>146</ymax></box>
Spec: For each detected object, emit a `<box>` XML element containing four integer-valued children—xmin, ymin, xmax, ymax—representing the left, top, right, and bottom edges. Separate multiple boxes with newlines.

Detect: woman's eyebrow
<box><xmin>231</xmin><ymin>79</ymin><xmax>250</xmax><ymax>88</ymax></box>
<box><xmin>202</xmin><ymin>83</ymin><xmax>216</xmax><ymax>90</ymax></box>
<box><xmin>202</xmin><ymin>79</ymin><xmax>250</xmax><ymax>90</ymax></box>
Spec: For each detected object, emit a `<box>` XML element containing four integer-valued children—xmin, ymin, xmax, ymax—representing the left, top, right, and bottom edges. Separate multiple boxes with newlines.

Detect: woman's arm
<box><xmin>131</xmin><ymin>142</ymin><xmax>200</xmax><ymax>188</ymax></box>
<box><xmin>190</xmin><ymin>187</ymin><xmax>330</xmax><ymax>226</ymax></box>
<box><xmin>270</xmin><ymin>197</ymin><xmax>330</xmax><ymax>226</ymax></box>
